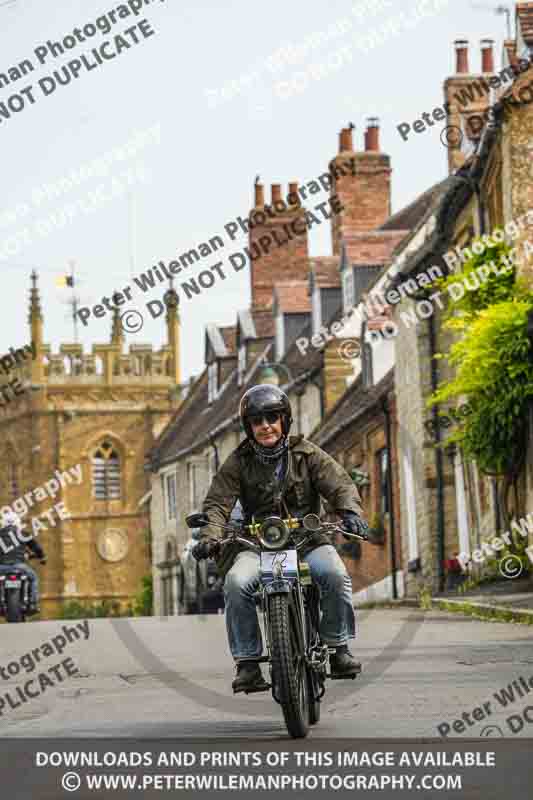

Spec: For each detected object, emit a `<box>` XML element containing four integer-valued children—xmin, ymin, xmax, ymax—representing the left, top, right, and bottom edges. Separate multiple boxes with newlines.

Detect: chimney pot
<box><xmin>480</xmin><ymin>38</ymin><xmax>495</xmax><ymax>73</ymax></box>
<box><xmin>503</xmin><ymin>38</ymin><xmax>518</xmax><ymax>68</ymax></box>
<box><xmin>288</xmin><ymin>182</ymin><xmax>300</xmax><ymax>206</ymax></box>
<box><xmin>254</xmin><ymin>182</ymin><xmax>264</xmax><ymax>208</ymax></box>
<box><xmin>454</xmin><ymin>39</ymin><xmax>469</xmax><ymax>74</ymax></box>
<box><xmin>271</xmin><ymin>184</ymin><xmax>282</xmax><ymax>205</ymax></box>
<box><xmin>365</xmin><ymin>117</ymin><xmax>380</xmax><ymax>152</ymax></box>
<box><xmin>339</xmin><ymin>127</ymin><xmax>353</xmax><ymax>152</ymax></box>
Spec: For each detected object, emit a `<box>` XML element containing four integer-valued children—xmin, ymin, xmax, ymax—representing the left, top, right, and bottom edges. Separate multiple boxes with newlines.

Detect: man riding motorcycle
<box><xmin>193</xmin><ymin>384</ymin><xmax>369</xmax><ymax>693</ymax></box>
<box><xmin>0</xmin><ymin>509</ymin><xmax>46</xmax><ymax>612</ymax></box>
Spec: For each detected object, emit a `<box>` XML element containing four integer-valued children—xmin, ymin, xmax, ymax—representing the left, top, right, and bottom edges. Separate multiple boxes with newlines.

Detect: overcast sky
<box><xmin>0</xmin><ymin>0</ymin><xmax>511</xmax><ymax>381</ymax></box>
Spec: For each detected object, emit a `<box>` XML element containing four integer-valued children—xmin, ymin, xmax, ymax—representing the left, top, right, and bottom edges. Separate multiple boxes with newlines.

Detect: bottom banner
<box><xmin>2</xmin><ymin>739</ymin><xmax>531</xmax><ymax>798</ymax></box>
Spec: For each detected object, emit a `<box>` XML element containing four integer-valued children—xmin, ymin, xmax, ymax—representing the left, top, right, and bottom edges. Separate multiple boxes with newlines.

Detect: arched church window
<box><xmin>92</xmin><ymin>441</ymin><xmax>121</xmax><ymax>500</ymax></box>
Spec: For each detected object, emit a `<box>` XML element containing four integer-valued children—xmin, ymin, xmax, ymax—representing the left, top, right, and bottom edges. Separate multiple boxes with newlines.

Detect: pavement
<box><xmin>434</xmin><ymin>577</ymin><xmax>533</xmax><ymax>620</ymax></box>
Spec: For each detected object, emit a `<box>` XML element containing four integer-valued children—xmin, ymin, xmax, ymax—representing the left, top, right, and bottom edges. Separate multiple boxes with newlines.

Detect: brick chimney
<box><xmin>481</xmin><ymin>38</ymin><xmax>495</xmax><ymax>73</ymax></box>
<box><xmin>455</xmin><ymin>39</ymin><xmax>469</xmax><ymax>73</ymax></box>
<box><xmin>503</xmin><ymin>38</ymin><xmax>518</xmax><ymax>69</ymax></box>
<box><xmin>254</xmin><ymin>182</ymin><xmax>265</xmax><ymax>208</ymax></box>
<box><xmin>443</xmin><ymin>38</ymin><xmax>495</xmax><ymax>174</ymax></box>
<box><xmin>329</xmin><ymin>125</ymin><xmax>391</xmax><ymax>257</ymax></box>
<box><xmin>365</xmin><ymin>117</ymin><xmax>380</xmax><ymax>152</ymax></box>
<box><xmin>248</xmin><ymin>182</ymin><xmax>309</xmax><ymax>311</ymax></box>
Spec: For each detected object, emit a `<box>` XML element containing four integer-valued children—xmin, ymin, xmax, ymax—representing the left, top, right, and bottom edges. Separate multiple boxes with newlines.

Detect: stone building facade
<box><xmin>0</xmin><ymin>273</ymin><xmax>182</xmax><ymax>618</ymax></box>
<box><xmin>385</xmin><ymin>15</ymin><xmax>533</xmax><ymax>595</ymax></box>
<box><xmin>147</xmin><ymin>116</ymin><xmax>439</xmax><ymax>615</ymax></box>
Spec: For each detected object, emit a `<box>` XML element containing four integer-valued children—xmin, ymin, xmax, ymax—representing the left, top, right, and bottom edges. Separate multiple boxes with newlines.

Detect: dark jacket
<box><xmin>0</xmin><ymin>525</ymin><xmax>45</xmax><ymax>566</ymax></box>
<box><xmin>202</xmin><ymin>435</ymin><xmax>363</xmax><ymax>576</ymax></box>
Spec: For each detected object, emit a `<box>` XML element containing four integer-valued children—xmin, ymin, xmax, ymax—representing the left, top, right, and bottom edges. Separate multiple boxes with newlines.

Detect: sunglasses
<box><xmin>249</xmin><ymin>411</ymin><xmax>281</xmax><ymax>426</ymax></box>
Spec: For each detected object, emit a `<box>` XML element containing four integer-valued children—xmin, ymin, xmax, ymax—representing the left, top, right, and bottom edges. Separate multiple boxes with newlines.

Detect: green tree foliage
<box><xmin>133</xmin><ymin>574</ymin><xmax>153</xmax><ymax>617</ymax></box>
<box><xmin>428</xmin><ymin>235</ymin><xmax>533</xmax><ymax>474</ymax></box>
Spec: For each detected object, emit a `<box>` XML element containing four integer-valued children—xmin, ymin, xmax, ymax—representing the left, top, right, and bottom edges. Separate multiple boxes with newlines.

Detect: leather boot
<box><xmin>330</xmin><ymin>645</ymin><xmax>361</xmax><ymax>678</ymax></box>
<box><xmin>232</xmin><ymin>662</ymin><xmax>269</xmax><ymax>693</ymax></box>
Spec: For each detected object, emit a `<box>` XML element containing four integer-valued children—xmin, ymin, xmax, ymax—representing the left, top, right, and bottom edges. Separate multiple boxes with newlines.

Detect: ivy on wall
<box><xmin>428</xmin><ymin>234</ymin><xmax>533</xmax><ymax>475</ymax></box>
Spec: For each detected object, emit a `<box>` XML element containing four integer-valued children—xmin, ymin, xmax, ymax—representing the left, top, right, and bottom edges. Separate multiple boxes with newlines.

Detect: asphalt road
<box><xmin>1</xmin><ymin>607</ymin><xmax>533</xmax><ymax>740</ymax></box>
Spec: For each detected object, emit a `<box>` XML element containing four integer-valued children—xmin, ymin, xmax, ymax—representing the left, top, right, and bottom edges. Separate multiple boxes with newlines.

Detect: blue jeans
<box><xmin>224</xmin><ymin>545</ymin><xmax>356</xmax><ymax>661</ymax></box>
<box><xmin>0</xmin><ymin>563</ymin><xmax>39</xmax><ymax>603</ymax></box>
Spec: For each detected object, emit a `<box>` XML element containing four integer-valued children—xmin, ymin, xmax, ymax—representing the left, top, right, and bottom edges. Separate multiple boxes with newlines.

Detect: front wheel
<box><xmin>6</xmin><ymin>590</ymin><xmax>23</xmax><ymax>623</ymax></box>
<box><xmin>269</xmin><ymin>593</ymin><xmax>309</xmax><ymax>739</ymax></box>
<box><xmin>305</xmin><ymin>585</ymin><xmax>322</xmax><ymax>725</ymax></box>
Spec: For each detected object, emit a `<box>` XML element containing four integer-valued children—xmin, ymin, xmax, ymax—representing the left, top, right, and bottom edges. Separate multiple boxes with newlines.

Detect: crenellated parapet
<box><xmin>21</xmin><ymin>272</ymin><xmax>181</xmax><ymax>388</ymax></box>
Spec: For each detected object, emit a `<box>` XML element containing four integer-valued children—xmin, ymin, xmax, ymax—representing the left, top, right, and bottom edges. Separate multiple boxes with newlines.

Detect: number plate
<box><xmin>4</xmin><ymin>580</ymin><xmax>21</xmax><ymax>588</ymax></box>
<box><xmin>260</xmin><ymin>550</ymin><xmax>299</xmax><ymax>583</ymax></box>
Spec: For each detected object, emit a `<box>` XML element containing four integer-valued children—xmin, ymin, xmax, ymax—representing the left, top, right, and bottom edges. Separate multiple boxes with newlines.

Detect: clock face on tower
<box><xmin>97</xmin><ymin>529</ymin><xmax>129</xmax><ymax>562</ymax></box>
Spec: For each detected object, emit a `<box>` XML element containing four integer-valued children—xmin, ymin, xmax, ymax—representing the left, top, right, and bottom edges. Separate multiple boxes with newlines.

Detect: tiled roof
<box><xmin>517</xmin><ymin>2</ymin><xmax>533</xmax><ymax>47</ymax></box>
<box><xmin>379</xmin><ymin>179</ymin><xmax>448</xmax><ymax>232</ymax></box>
<box><xmin>274</xmin><ymin>281</ymin><xmax>312</xmax><ymax>313</ymax></box>
<box><xmin>147</xmin><ymin>368</ymin><xmax>209</xmax><ymax>465</ymax></box>
<box><xmin>283</xmin><ymin>316</ymin><xmax>324</xmax><ymax>379</ymax></box>
<box><xmin>312</xmin><ymin>370</ymin><xmax>394</xmax><ymax>446</ymax></box>
<box><xmin>206</xmin><ymin>324</ymin><xmax>228</xmax><ymax>359</ymax></box>
<box><xmin>148</xmin><ymin>173</ymin><xmax>445</xmax><ymax>470</ymax></box>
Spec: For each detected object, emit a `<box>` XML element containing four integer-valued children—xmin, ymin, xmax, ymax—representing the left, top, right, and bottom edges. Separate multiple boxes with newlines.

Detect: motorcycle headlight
<box><xmin>258</xmin><ymin>517</ymin><xmax>290</xmax><ymax>550</ymax></box>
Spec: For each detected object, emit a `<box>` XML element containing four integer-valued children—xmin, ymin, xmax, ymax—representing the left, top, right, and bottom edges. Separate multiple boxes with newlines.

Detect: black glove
<box><xmin>191</xmin><ymin>539</ymin><xmax>220</xmax><ymax>562</ymax></box>
<box><xmin>341</xmin><ymin>511</ymin><xmax>369</xmax><ymax>541</ymax></box>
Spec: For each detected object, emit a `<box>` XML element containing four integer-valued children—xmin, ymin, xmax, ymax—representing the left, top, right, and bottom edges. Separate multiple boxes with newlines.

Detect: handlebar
<box><xmin>199</xmin><ymin>519</ymin><xmax>368</xmax><ymax>557</ymax></box>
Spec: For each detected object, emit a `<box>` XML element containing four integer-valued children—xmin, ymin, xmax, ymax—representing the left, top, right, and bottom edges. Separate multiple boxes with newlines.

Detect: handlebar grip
<box><xmin>339</xmin><ymin>528</ymin><xmax>368</xmax><ymax>541</ymax></box>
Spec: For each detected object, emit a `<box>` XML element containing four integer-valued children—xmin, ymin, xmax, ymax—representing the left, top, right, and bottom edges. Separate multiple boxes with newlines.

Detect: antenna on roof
<box><xmin>469</xmin><ymin>2</ymin><xmax>512</xmax><ymax>39</ymax></box>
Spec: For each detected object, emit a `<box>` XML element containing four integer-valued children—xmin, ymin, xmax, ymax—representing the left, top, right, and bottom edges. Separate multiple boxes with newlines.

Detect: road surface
<box><xmin>1</xmin><ymin>606</ymin><xmax>533</xmax><ymax>739</ymax></box>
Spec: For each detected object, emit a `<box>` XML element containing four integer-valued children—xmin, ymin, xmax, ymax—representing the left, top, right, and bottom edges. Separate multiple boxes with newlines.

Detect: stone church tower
<box><xmin>0</xmin><ymin>272</ymin><xmax>182</xmax><ymax>619</ymax></box>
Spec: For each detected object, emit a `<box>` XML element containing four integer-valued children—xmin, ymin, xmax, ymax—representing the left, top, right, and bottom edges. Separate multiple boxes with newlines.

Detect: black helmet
<box><xmin>239</xmin><ymin>384</ymin><xmax>293</xmax><ymax>439</ymax></box>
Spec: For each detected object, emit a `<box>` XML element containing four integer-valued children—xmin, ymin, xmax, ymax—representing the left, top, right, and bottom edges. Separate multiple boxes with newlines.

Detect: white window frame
<box><xmin>208</xmin><ymin>362</ymin><xmax>218</xmax><ymax>403</ymax></box>
<box><xmin>312</xmin><ymin>286</ymin><xmax>322</xmax><ymax>337</ymax></box>
<box><xmin>454</xmin><ymin>451</ymin><xmax>470</xmax><ymax>562</ymax></box>
<box><xmin>402</xmin><ymin>446</ymin><xmax>419</xmax><ymax>563</ymax></box>
<box><xmin>188</xmin><ymin>459</ymin><xmax>206</xmax><ymax>512</ymax></box>
<box><xmin>238</xmin><ymin>343</ymin><xmax>246</xmax><ymax>386</ymax></box>
<box><xmin>343</xmin><ymin>268</ymin><xmax>354</xmax><ymax>312</ymax></box>
<box><xmin>165</xmin><ymin>472</ymin><xmax>177</xmax><ymax>521</ymax></box>
<box><xmin>275</xmin><ymin>313</ymin><xmax>285</xmax><ymax>360</ymax></box>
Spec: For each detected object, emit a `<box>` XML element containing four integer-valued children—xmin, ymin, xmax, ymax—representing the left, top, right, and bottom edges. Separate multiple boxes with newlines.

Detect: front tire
<box><xmin>6</xmin><ymin>591</ymin><xmax>23</xmax><ymax>623</ymax></box>
<box><xmin>269</xmin><ymin>593</ymin><xmax>309</xmax><ymax>739</ymax></box>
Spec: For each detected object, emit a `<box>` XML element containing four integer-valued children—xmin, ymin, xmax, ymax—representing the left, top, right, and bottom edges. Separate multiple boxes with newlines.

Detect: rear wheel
<box><xmin>269</xmin><ymin>593</ymin><xmax>309</xmax><ymax>739</ymax></box>
<box><xmin>6</xmin><ymin>591</ymin><xmax>22</xmax><ymax>623</ymax></box>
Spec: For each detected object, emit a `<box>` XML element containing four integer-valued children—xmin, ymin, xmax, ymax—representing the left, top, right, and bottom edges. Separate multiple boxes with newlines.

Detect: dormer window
<box><xmin>208</xmin><ymin>362</ymin><xmax>218</xmax><ymax>403</ymax></box>
<box><xmin>238</xmin><ymin>343</ymin><xmax>246</xmax><ymax>386</ymax></box>
<box><xmin>343</xmin><ymin>268</ymin><xmax>354</xmax><ymax>311</ymax></box>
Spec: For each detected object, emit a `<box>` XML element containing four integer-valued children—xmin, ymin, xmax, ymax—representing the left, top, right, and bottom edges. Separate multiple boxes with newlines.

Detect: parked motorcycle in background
<box><xmin>179</xmin><ymin>529</ymin><xmax>224</xmax><ymax>615</ymax></box>
<box><xmin>0</xmin><ymin>553</ymin><xmax>43</xmax><ymax>623</ymax></box>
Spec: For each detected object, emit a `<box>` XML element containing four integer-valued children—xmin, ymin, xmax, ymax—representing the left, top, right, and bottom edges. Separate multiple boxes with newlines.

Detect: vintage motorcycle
<box><xmin>186</xmin><ymin>510</ymin><xmax>366</xmax><ymax>739</ymax></box>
